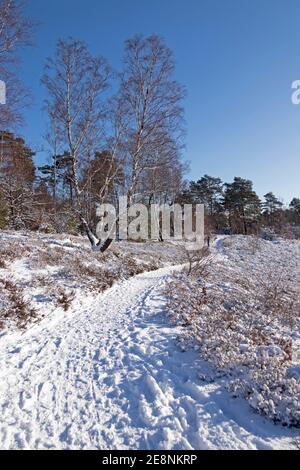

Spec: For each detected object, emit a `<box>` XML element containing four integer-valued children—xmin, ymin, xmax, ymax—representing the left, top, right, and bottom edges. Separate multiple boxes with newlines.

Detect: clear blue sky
<box><xmin>20</xmin><ymin>0</ymin><xmax>300</xmax><ymax>204</ymax></box>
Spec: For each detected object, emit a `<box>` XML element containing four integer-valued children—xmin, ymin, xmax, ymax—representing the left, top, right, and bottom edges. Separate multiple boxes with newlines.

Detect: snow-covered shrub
<box><xmin>230</xmin><ymin>365</ymin><xmax>300</xmax><ymax>427</ymax></box>
<box><xmin>0</xmin><ymin>278</ymin><xmax>36</xmax><ymax>328</ymax></box>
<box><xmin>31</xmin><ymin>245</ymin><xmax>67</xmax><ymax>268</ymax></box>
<box><xmin>56</xmin><ymin>288</ymin><xmax>75</xmax><ymax>312</ymax></box>
<box><xmin>69</xmin><ymin>260</ymin><xmax>117</xmax><ymax>292</ymax></box>
<box><xmin>121</xmin><ymin>255</ymin><xmax>148</xmax><ymax>277</ymax></box>
<box><xmin>0</xmin><ymin>240</ymin><xmax>29</xmax><ymax>263</ymax></box>
<box><xmin>165</xmin><ymin>236</ymin><xmax>300</xmax><ymax>426</ymax></box>
<box><xmin>182</xmin><ymin>246</ymin><xmax>212</xmax><ymax>277</ymax></box>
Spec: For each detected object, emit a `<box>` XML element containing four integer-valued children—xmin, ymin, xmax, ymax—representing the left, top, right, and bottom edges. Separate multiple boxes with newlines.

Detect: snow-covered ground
<box><xmin>0</xmin><ymin>232</ymin><xmax>299</xmax><ymax>449</ymax></box>
<box><xmin>0</xmin><ymin>231</ymin><xmax>185</xmax><ymax>331</ymax></box>
<box><xmin>166</xmin><ymin>235</ymin><xmax>300</xmax><ymax>432</ymax></box>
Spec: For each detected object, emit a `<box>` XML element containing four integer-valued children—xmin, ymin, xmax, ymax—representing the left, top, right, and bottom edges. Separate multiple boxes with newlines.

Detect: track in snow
<box><xmin>0</xmin><ymin>265</ymin><xmax>295</xmax><ymax>450</ymax></box>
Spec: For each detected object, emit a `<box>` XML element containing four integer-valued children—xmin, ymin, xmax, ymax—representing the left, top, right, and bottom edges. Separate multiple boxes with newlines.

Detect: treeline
<box><xmin>1</xmin><ymin>141</ymin><xmax>299</xmax><ymax>240</ymax></box>
<box><xmin>0</xmin><ymin>1</ymin><xmax>299</xmax><ymax>244</ymax></box>
<box><xmin>179</xmin><ymin>175</ymin><xmax>300</xmax><ymax>238</ymax></box>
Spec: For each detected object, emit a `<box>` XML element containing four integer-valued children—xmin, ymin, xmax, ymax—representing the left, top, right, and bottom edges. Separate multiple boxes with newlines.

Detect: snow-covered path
<box><xmin>0</xmin><ymin>265</ymin><xmax>296</xmax><ymax>450</ymax></box>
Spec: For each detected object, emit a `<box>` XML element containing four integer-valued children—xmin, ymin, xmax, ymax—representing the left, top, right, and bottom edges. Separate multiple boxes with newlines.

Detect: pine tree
<box><xmin>187</xmin><ymin>175</ymin><xmax>225</xmax><ymax>232</ymax></box>
<box><xmin>223</xmin><ymin>177</ymin><xmax>261</xmax><ymax>234</ymax></box>
<box><xmin>289</xmin><ymin>198</ymin><xmax>300</xmax><ymax>226</ymax></box>
<box><xmin>290</xmin><ymin>198</ymin><xmax>300</xmax><ymax>216</ymax></box>
<box><xmin>189</xmin><ymin>175</ymin><xmax>223</xmax><ymax>216</ymax></box>
<box><xmin>262</xmin><ymin>192</ymin><xmax>283</xmax><ymax>227</ymax></box>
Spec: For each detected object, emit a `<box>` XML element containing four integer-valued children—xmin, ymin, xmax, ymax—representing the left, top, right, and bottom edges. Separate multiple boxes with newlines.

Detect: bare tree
<box><xmin>0</xmin><ymin>68</ymin><xmax>30</xmax><ymax>127</ymax></box>
<box><xmin>140</xmin><ymin>154</ymin><xmax>187</xmax><ymax>205</ymax></box>
<box><xmin>42</xmin><ymin>35</ymin><xmax>186</xmax><ymax>251</ymax></box>
<box><xmin>0</xmin><ymin>0</ymin><xmax>35</xmax><ymax>128</ymax></box>
<box><xmin>117</xmin><ymin>34</ymin><xmax>185</xmax><ymax>205</ymax></box>
<box><xmin>42</xmin><ymin>38</ymin><xmax>112</xmax><ymax>250</ymax></box>
<box><xmin>0</xmin><ymin>0</ymin><xmax>33</xmax><ymax>56</ymax></box>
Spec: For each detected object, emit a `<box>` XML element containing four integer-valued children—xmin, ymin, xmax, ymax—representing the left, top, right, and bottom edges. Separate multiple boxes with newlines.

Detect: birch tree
<box><xmin>42</xmin><ymin>38</ymin><xmax>112</xmax><ymax>250</ymax></box>
<box><xmin>117</xmin><ymin>34</ymin><xmax>185</xmax><ymax>205</ymax></box>
<box><xmin>0</xmin><ymin>0</ymin><xmax>34</xmax><ymax>128</ymax></box>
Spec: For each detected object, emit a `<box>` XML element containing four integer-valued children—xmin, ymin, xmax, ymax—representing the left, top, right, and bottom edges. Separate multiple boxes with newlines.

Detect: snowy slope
<box><xmin>0</xmin><ymin>231</ymin><xmax>185</xmax><ymax>331</ymax></box>
<box><xmin>0</xmin><ymin>261</ymin><xmax>297</xmax><ymax>450</ymax></box>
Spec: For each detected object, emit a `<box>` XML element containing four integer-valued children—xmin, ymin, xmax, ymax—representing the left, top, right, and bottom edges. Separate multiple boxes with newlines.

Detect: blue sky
<box><xmin>19</xmin><ymin>0</ymin><xmax>300</xmax><ymax>203</ymax></box>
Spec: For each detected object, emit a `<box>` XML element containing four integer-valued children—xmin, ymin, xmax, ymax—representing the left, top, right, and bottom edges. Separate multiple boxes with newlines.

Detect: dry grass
<box><xmin>0</xmin><ymin>242</ymin><xmax>29</xmax><ymax>263</ymax></box>
<box><xmin>30</xmin><ymin>246</ymin><xmax>69</xmax><ymax>268</ymax></box>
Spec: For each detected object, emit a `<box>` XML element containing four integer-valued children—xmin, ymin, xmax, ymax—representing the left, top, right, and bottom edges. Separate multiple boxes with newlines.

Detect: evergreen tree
<box><xmin>290</xmin><ymin>198</ymin><xmax>300</xmax><ymax>216</ymax></box>
<box><xmin>182</xmin><ymin>175</ymin><xmax>225</xmax><ymax>232</ymax></box>
<box><xmin>262</xmin><ymin>192</ymin><xmax>283</xmax><ymax>228</ymax></box>
<box><xmin>189</xmin><ymin>175</ymin><xmax>223</xmax><ymax>216</ymax></box>
<box><xmin>223</xmin><ymin>177</ymin><xmax>261</xmax><ymax>234</ymax></box>
<box><xmin>289</xmin><ymin>198</ymin><xmax>300</xmax><ymax>225</ymax></box>
<box><xmin>263</xmin><ymin>192</ymin><xmax>283</xmax><ymax>214</ymax></box>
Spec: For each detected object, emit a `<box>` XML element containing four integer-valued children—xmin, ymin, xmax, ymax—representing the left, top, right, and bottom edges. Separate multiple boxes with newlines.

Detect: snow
<box><xmin>0</xmin><ymin>261</ymin><xmax>297</xmax><ymax>449</ymax></box>
<box><xmin>0</xmin><ymin>231</ymin><xmax>184</xmax><ymax>331</ymax></box>
<box><xmin>165</xmin><ymin>235</ymin><xmax>300</xmax><ymax>429</ymax></box>
<box><xmin>0</xmin><ymin>232</ymin><xmax>299</xmax><ymax>449</ymax></box>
